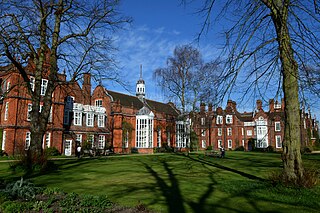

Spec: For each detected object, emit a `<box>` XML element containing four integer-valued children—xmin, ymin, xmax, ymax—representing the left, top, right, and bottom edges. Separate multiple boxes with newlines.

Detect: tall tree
<box><xmin>0</xmin><ymin>0</ymin><xmax>129</xmax><ymax>161</ymax></box>
<box><xmin>191</xmin><ymin>0</ymin><xmax>320</xmax><ymax>184</ymax></box>
<box><xmin>154</xmin><ymin>44</ymin><xmax>220</xmax><ymax>114</ymax></box>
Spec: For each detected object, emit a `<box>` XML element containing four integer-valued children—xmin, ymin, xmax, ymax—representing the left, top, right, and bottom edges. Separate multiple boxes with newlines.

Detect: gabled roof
<box><xmin>106</xmin><ymin>90</ymin><xmax>180</xmax><ymax>116</ymax></box>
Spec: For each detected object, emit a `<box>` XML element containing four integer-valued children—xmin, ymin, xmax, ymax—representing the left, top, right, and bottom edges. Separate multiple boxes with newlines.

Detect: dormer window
<box><xmin>216</xmin><ymin>115</ymin><xmax>223</xmax><ymax>124</ymax></box>
<box><xmin>226</xmin><ymin>115</ymin><xmax>233</xmax><ymax>124</ymax></box>
<box><xmin>95</xmin><ymin>99</ymin><xmax>103</xmax><ymax>107</ymax></box>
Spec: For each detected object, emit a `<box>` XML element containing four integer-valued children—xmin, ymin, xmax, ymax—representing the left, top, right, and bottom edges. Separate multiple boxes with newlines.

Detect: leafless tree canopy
<box><xmin>193</xmin><ymin>0</ymin><xmax>320</xmax><ymax>106</ymax></box>
<box><xmin>154</xmin><ymin>44</ymin><xmax>221</xmax><ymax>113</ymax></box>
<box><xmin>0</xmin><ymin>0</ymin><xmax>129</xmax><ymax>156</ymax></box>
<box><xmin>0</xmin><ymin>0</ymin><xmax>129</xmax><ymax>84</ymax></box>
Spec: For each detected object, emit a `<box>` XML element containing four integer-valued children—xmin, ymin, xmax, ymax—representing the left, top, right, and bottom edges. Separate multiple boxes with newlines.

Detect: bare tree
<box><xmin>154</xmin><ymin>44</ymin><xmax>220</xmax><ymax>114</ymax></box>
<box><xmin>190</xmin><ymin>0</ymin><xmax>320</xmax><ymax>184</ymax></box>
<box><xmin>0</xmin><ymin>0</ymin><xmax>129</xmax><ymax>162</ymax></box>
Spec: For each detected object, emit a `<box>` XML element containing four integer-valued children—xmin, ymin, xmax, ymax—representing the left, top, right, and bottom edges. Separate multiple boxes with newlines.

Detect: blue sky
<box><xmin>107</xmin><ymin>0</ymin><xmax>319</xmax><ymax>119</ymax></box>
<box><xmin>111</xmin><ymin>0</ymin><xmax>223</xmax><ymax>102</ymax></box>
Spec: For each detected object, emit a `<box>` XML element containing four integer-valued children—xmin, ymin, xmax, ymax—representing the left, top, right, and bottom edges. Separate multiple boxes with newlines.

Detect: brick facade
<box><xmin>193</xmin><ymin>100</ymin><xmax>318</xmax><ymax>151</ymax></box>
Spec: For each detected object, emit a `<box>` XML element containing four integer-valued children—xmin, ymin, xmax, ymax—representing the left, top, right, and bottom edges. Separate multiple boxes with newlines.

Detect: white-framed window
<box><xmin>98</xmin><ymin>135</ymin><xmax>105</xmax><ymax>149</ymax></box>
<box><xmin>202</xmin><ymin>140</ymin><xmax>206</xmax><ymax>148</ymax></box>
<box><xmin>241</xmin><ymin>128</ymin><xmax>244</xmax><ymax>136</ymax></box>
<box><xmin>226</xmin><ymin>115</ymin><xmax>233</xmax><ymax>124</ymax></box>
<box><xmin>228</xmin><ymin>139</ymin><xmax>232</xmax><ymax>148</ymax></box>
<box><xmin>157</xmin><ymin>129</ymin><xmax>161</xmax><ymax>147</ymax></box>
<box><xmin>201</xmin><ymin>117</ymin><xmax>205</xmax><ymax>125</ymax></box>
<box><xmin>276</xmin><ymin>135</ymin><xmax>282</xmax><ymax>148</ymax></box>
<box><xmin>216</xmin><ymin>115</ymin><xmax>223</xmax><ymax>124</ymax></box>
<box><xmin>242</xmin><ymin>140</ymin><xmax>245</xmax><ymax>146</ymax></box>
<box><xmin>167</xmin><ymin>131</ymin><xmax>171</xmax><ymax>146</ymax></box>
<box><xmin>247</xmin><ymin>130</ymin><xmax>253</xmax><ymax>136</ymax></box>
<box><xmin>76</xmin><ymin>134</ymin><xmax>82</xmax><ymax>145</ymax></box>
<box><xmin>275</xmin><ymin>122</ymin><xmax>281</xmax><ymax>132</ymax></box>
<box><xmin>41</xmin><ymin>79</ymin><xmax>48</xmax><ymax>95</ymax></box>
<box><xmin>274</xmin><ymin>102</ymin><xmax>281</xmax><ymax>109</ymax></box>
<box><xmin>1</xmin><ymin>131</ymin><xmax>6</xmax><ymax>151</ymax></box>
<box><xmin>4</xmin><ymin>102</ymin><xmax>9</xmax><ymax>121</ymax></box>
<box><xmin>97</xmin><ymin>114</ymin><xmax>105</xmax><ymax>127</ymax></box>
<box><xmin>74</xmin><ymin>111</ymin><xmax>82</xmax><ymax>126</ymax></box>
<box><xmin>95</xmin><ymin>99</ymin><xmax>103</xmax><ymax>107</ymax></box>
<box><xmin>176</xmin><ymin>121</ymin><xmax>189</xmax><ymax>148</ymax></box>
<box><xmin>30</xmin><ymin>76</ymin><xmax>35</xmax><ymax>91</ymax></box>
<box><xmin>43</xmin><ymin>132</ymin><xmax>50</xmax><ymax>148</ymax></box>
<box><xmin>27</xmin><ymin>104</ymin><xmax>32</xmax><ymax>121</ymax></box>
<box><xmin>218</xmin><ymin>140</ymin><xmax>222</xmax><ymax>148</ymax></box>
<box><xmin>227</xmin><ymin>128</ymin><xmax>232</xmax><ymax>136</ymax></box>
<box><xmin>86</xmin><ymin>113</ymin><xmax>94</xmax><ymax>127</ymax></box>
<box><xmin>201</xmin><ymin>129</ymin><xmax>206</xmax><ymax>136</ymax></box>
<box><xmin>136</xmin><ymin>116</ymin><xmax>154</xmax><ymax>148</ymax></box>
<box><xmin>25</xmin><ymin>132</ymin><xmax>31</xmax><ymax>149</ymax></box>
<box><xmin>123</xmin><ymin>130</ymin><xmax>129</xmax><ymax>148</ymax></box>
<box><xmin>218</xmin><ymin>128</ymin><xmax>222</xmax><ymax>136</ymax></box>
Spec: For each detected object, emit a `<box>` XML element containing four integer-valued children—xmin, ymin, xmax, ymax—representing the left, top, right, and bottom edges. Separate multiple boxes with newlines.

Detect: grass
<box><xmin>0</xmin><ymin>151</ymin><xmax>320</xmax><ymax>213</ymax></box>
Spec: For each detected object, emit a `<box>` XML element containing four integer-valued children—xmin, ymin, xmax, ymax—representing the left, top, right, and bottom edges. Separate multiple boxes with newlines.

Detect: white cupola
<box><xmin>136</xmin><ymin>64</ymin><xmax>145</xmax><ymax>100</ymax></box>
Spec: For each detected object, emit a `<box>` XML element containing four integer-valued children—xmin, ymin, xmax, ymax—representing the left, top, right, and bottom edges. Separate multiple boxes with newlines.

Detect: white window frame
<box><xmin>218</xmin><ymin>128</ymin><xmax>222</xmax><ymax>136</ymax></box>
<box><xmin>74</xmin><ymin>111</ymin><xmax>82</xmax><ymax>126</ymax></box>
<box><xmin>201</xmin><ymin>129</ymin><xmax>206</xmax><ymax>137</ymax></box>
<box><xmin>95</xmin><ymin>99</ymin><xmax>103</xmax><ymax>107</ymax></box>
<box><xmin>247</xmin><ymin>130</ymin><xmax>253</xmax><ymax>136</ymax></box>
<box><xmin>201</xmin><ymin>117</ymin><xmax>205</xmax><ymax>125</ymax></box>
<box><xmin>43</xmin><ymin>132</ymin><xmax>51</xmax><ymax>148</ymax></box>
<box><xmin>98</xmin><ymin>135</ymin><xmax>105</xmax><ymax>149</ymax></box>
<box><xmin>157</xmin><ymin>129</ymin><xmax>161</xmax><ymax>147</ymax></box>
<box><xmin>228</xmin><ymin>139</ymin><xmax>232</xmax><ymax>148</ymax></box>
<box><xmin>88</xmin><ymin>135</ymin><xmax>94</xmax><ymax>147</ymax></box>
<box><xmin>216</xmin><ymin>115</ymin><xmax>223</xmax><ymax>124</ymax></box>
<box><xmin>27</xmin><ymin>103</ymin><xmax>32</xmax><ymax>121</ymax></box>
<box><xmin>25</xmin><ymin>132</ymin><xmax>31</xmax><ymax>149</ymax></box>
<box><xmin>242</xmin><ymin>140</ymin><xmax>245</xmax><ymax>146</ymax></box>
<box><xmin>123</xmin><ymin>130</ymin><xmax>129</xmax><ymax>148</ymax></box>
<box><xmin>176</xmin><ymin>121</ymin><xmax>189</xmax><ymax>148</ymax></box>
<box><xmin>227</xmin><ymin>128</ymin><xmax>232</xmax><ymax>136</ymax></box>
<box><xmin>275</xmin><ymin>122</ymin><xmax>281</xmax><ymax>132</ymax></box>
<box><xmin>202</xmin><ymin>140</ymin><xmax>206</xmax><ymax>148</ymax></box>
<box><xmin>218</xmin><ymin>140</ymin><xmax>222</xmax><ymax>148</ymax></box>
<box><xmin>76</xmin><ymin>134</ymin><xmax>82</xmax><ymax>145</ymax></box>
<box><xmin>226</xmin><ymin>115</ymin><xmax>233</xmax><ymax>124</ymax></box>
<box><xmin>40</xmin><ymin>79</ymin><xmax>48</xmax><ymax>96</ymax></box>
<box><xmin>86</xmin><ymin>113</ymin><xmax>94</xmax><ymax>127</ymax></box>
<box><xmin>276</xmin><ymin>135</ymin><xmax>282</xmax><ymax>148</ymax></box>
<box><xmin>97</xmin><ymin>114</ymin><xmax>105</xmax><ymax>127</ymax></box>
<box><xmin>4</xmin><ymin>102</ymin><xmax>9</xmax><ymax>121</ymax></box>
<box><xmin>6</xmin><ymin>81</ymin><xmax>10</xmax><ymax>92</ymax></box>
<box><xmin>1</xmin><ymin>131</ymin><xmax>6</xmax><ymax>151</ymax></box>
<box><xmin>30</xmin><ymin>76</ymin><xmax>35</xmax><ymax>91</ymax></box>
<box><xmin>136</xmin><ymin>116</ymin><xmax>154</xmax><ymax>148</ymax></box>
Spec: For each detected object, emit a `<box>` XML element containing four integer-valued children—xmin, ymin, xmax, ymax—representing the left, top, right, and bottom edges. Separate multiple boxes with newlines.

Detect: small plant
<box><xmin>206</xmin><ymin>145</ymin><xmax>213</xmax><ymax>151</ymax></box>
<box><xmin>4</xmin><ymin>177</ymin><xmax>40</xmax><ymax>200</ymax></box>
<box><xmin>301</xmin><ymin>146</ymin><xmax>313</xmax><ymax>154</ymax></box>
<box><xmin>235</xmin><ymin>146</ymin><xmax>245</xmax><ymax>151</ymax></box>
<box><xmin>44</xmin><ymin>147</ymin><xmax>61</xmax><ymax>156</ymax></box>
<box><xmin>269</xmin><ymin>167</ymin><xmax>319</xmax><ymax>188</ymax></box>
<box><xmin>0</xmin><ymin>200</ymin><xmax>32</xmax><ymax>213</ymax></box>
<box><xmin>266</xmin><ymin>145</ymin><xmax>275</xmax><ymax>152</ymax></box>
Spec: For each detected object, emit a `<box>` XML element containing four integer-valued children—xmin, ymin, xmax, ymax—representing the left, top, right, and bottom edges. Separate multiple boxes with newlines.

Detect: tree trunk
<box><xmin>269</xmin><ymin>0</ymin><xmax>304</xmax><ymax>183</ymax></box>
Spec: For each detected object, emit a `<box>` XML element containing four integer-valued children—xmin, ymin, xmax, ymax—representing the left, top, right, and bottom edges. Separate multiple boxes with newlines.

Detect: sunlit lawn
<box><xmin>0</xmin><ymin>152</ymin><xmax>319</xmax><ymax>213</ymax></box>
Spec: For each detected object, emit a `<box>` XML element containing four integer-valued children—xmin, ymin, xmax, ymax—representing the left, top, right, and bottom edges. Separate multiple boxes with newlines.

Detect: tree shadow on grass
<box><xmin>142</xmin><ymin>160</ymin><xmax>186</xmax><ymax>213</ymax></box>
<box><xmin>184</xmin><ymin>154</ymin><xmax>266</xmax><ymax>182</ymax></box>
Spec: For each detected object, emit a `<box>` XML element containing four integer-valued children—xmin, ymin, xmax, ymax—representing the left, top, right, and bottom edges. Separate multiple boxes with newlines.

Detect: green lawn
<box><xmin>1</xmin><ymin>152</ymin><xmax>319</xmax><ymax>213</ymax></box>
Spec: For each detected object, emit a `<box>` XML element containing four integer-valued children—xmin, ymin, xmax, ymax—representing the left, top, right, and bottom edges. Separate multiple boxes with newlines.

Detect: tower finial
<box><xmin>140</xmin><ymin>64</ymin><xmax>142</xmax><ymax>79</ymax></box>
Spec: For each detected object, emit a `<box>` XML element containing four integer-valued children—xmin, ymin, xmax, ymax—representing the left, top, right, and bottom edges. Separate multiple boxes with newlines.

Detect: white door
<box><xmin>64</xmin><ymin>140</ymin><xmax>72</xmax><ymax>156</ymax></box>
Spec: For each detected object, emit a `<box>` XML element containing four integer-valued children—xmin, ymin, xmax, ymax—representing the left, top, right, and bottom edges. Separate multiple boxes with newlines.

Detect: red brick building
<box><xmin>193</xmin><ymin>100</ymin><xmax>318</xmax><ymax>151</ymax></box>
<box><xmin>0</xmin><ymin>62</ymin><xmax>183</xmax><ymax>155</ymax></box>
